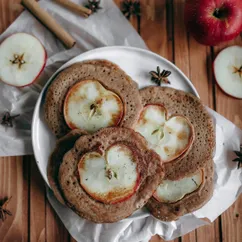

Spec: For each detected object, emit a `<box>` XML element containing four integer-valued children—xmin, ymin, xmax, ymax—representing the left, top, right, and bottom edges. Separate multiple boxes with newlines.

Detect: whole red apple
<box><xmin>185</xmin><ymin>0</ymin><xmax>242</xmax><ymax>46</ymax></box>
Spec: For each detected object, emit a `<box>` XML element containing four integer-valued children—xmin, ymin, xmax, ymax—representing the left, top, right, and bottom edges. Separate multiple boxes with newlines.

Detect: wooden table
<box><xmin>0</xmin><ymin>0</ymin><xmax>241</xmax><ymax>241</ymax></box>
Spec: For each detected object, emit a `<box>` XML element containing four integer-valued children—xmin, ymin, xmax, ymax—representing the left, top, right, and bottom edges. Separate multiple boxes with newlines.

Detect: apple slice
<box><xmin>78</xmin><ymin>143</ymin><xmax>139</xmax><ymax>204</ymax></box>
<box><xmin>153</xmin><ymin>170</ymin><xmax>203</xmax><ymax>203</ymax></box>
<box><xmin>0</xmin><ymin>33</ymin><xmax>46</xmax><ymax>87</ymax></box>
<box><xmin>64</xmin><ymin>80</ymin><xmax>124</xmax><ymax>133</ymax></box>
<box><xmin>213</xmin><ymin>45</ymin><xmax>242</xmax><ymax>99</ymax></box>
<box><xmin>134</xmin><ymin>104</ymin><xmax>194</xmax><ymax>162</ymax></box>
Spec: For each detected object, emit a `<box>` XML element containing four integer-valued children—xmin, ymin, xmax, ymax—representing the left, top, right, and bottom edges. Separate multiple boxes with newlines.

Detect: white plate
<box><xmin>32</xmin><ymin>46</ymin><xmax>199</xmax><ymax>186</ymax></box>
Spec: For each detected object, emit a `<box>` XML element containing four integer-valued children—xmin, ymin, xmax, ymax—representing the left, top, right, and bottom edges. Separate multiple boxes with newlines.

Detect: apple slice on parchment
<box><xmin>153</xmin><ymin>170</ymin><xmax>203</xmax><ymax>203</ymax></box>
<box><xmin>78</xmin><ymin>143</ymin><xmax>140</xmax><ymax>204</ymax></box>
<box><xmin>0</xmin><ymin>33</ymin><xmax>46</xmax><ymax>87</ymax></box>
<box><xmin>64</xmin><ymin>80</ymin><xmax>124</xmax><ymax>133</ymax></box>
<box><xmin>135</xmin><ymin>104</ymin><xmax>194</xmax><ymax>162</ymax></box>
<box><xmin>214</xmin><ymin>45</ymin><xmax>242</xmax><ymax>99</ymax></box>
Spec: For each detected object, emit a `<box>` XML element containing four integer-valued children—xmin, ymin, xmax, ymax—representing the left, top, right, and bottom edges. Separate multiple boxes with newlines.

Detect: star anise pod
<box><xmin>121</xmin><ymin>0</ymin><xmax>141</xmax><ymax>19</ymax></box>
<box><xmin>0</xmin><ymin>197</ymin><xmax>12</xmax><ymax>222</ymax></box>
<box><xmin>1</xmin><ymin>111</ymin><xmax>20</xmax><ymax>127</ymax></box>
<box><xmin>85</xmin><ymin>0</ymin><xmax>102</xmax><ymax>13</ymax></box>
<box><xmin>233</xmin><ymin>145</ymin><xmax>242</xmax><ymax>169</ymax></box>
<box><xmin>149</xmin><ymin>66</ymin><xmax>171</xmax><ymax>85</ymax></box>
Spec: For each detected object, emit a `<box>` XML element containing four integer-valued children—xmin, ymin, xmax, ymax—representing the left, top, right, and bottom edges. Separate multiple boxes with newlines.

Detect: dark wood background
<box><xmin>0</xmin><ymin>0</ymin><xmax>241</xmax><ymax>241</ymax></box>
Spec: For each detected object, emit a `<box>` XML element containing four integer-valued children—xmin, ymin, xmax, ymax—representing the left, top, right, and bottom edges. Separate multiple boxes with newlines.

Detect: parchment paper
<box><xmin>0</xmin><ymin>1</ymin><xmax>241</xmax><ymax>241</ymax></box>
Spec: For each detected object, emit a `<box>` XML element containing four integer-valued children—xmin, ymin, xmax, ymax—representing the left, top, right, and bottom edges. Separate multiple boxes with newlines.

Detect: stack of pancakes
<box><xmin>45</xmin><ymin>60</ymin><xmax>215</xmax><ymax>223</ymax></box>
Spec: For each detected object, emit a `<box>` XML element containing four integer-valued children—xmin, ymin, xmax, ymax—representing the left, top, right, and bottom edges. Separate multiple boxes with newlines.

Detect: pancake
<box><xmin>44</xmin><ymin>60</ymin><xmax>142</xmax><ymax>138</ymax></box>
<box><xmin>136</xmin><ymin>86</ymin><xmax>215</xmax><ymax>179</ymax></box>
<box><xmin>146</xmin><ymin>160</ymin><xmax>214</xmax><ymax>221</ymax></box>
<box><xmin>47</xmin><ymin>129</ymin><xmax>87</xmax><ymax>204</ymax></box>
<box><xmin>58</xmin><ymin>127</ymin><xmax>165</xmax><ymax>223</ymax></box>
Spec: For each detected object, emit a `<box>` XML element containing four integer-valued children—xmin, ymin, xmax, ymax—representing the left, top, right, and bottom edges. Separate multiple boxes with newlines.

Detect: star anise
<box><xmin>121</xmin><ymin>0</ymin><xmax>140</xmax><ymax>19</ymax></box>
<box><xmin>0</xmin><ymin>197</ymin><xmax>12</xmax><ymax>222</ymax></box>
<box><xmin>233</xmin><ymin>145</ymin><xmax>242</xmax><ymax>169</ymax></box>
<box><xmin>149</xmin><ymin>66</ymin><xmax>171</xmax><ymax>85</ymax></box>
<box><xmin>1</xmin><ymin>111</ymin><xmax>20</xmax><ymax>127</ymax></box>
<box><xmin>233</xmin><ymin>65</ymin><xmax>242</xmax><ymax>78</ymax></box>
<box><xmin>85</xmin><ymin>0</ymin><xmax>102</xmax><ymax>13</ymax></box>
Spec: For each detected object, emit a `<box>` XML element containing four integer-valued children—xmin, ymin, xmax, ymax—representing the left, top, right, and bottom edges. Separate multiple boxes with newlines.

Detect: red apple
<box><xmin>185</xmin><ymin>0</ymin><xmax>242</xmax><ymax>46</ymax></box>
<box><xmin>0</xmin><ymin>33</ymin><xmax>47</xmax><ymax>87</ymax></box>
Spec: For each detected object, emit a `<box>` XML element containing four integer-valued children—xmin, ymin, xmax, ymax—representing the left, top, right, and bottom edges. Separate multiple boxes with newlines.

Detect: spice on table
<box><xmin>121</xmin><ymin>0</ymin><xmax>141</xmax><ymax>19</ymax></box>
<box><xmin>233</xmin><ymin>145</ymin><xmax>242</xmax><ymax>169</ymax></box>
<box><xmin>1</xmin><ymin>111</ymin><xmax>20</xmax><ymax>128</ymax></box>
<box><xmin>0</xmin><ymin>197</ymin><xmax>12</xmax><ymax>222</ymax></box>
<box><xmin>85</xmin><ymin>0</ymin><xmax>102</xmax><ymax>13</ymax></box>
<box><xmin>149</xmin><ymin>66</ymin><xmax>171</xmax><ymax>85</ymax></box>
<box><xmin>21</xmin><ymin>0</ymin><xmax>76</xmax><ymax>48</ymax></box>
<box><xmin>53</xmin><ymin>0</ymin><xmax>92</xmax><ymax>18</ymax></box>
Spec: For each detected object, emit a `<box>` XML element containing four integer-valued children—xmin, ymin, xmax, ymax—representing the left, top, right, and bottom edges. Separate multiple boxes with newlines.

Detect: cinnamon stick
<box><xmin>21</xmin><ymin>0</ymin><xmax>76</xmax><ymax>48</ymax></box>
<box><xmin>53</xmin><ymin>0</ymin><xmax>92</xmax><ymax>18</ymax></box>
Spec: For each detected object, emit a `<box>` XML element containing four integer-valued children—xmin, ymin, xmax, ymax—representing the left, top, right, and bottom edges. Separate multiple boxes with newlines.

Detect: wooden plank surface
<box><xmin>0</xmin><ymin>0</ymin><xmax>242</xmax><ymax>242</ymax></box>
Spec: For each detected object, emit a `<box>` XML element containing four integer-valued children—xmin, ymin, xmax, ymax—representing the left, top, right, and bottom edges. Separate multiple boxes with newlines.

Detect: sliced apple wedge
<box><xmin>64</xmin><ymin>80</ymin><xmax>124</xmax><ymax>133</ymax></box>
<box><xmin>213</xmin><ymin>45</ymin><xmax>242</xmax><ymax>99</ymax></box>
<box><xmin>0</xmin><ymin>33</ymin><xmax>46</xmax><ymax>87</ymax></box>
<box><xmin>153</xmin><ymin>170</ymin><xmax>203</xmax><ymax>203</ymax></box>
<box><xmin>78</xmin><ymin>143</ymin><xmax>139</xmax><ymax>204</ymax></box>
<box><xmin>135</xmin><ymin>104</ymin><xmax>194</xmax><ymax>162</ymax></box>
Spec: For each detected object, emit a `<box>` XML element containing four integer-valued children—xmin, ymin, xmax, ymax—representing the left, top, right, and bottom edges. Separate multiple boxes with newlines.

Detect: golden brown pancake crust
<box><xmin>139</xmin><ymin>86</ymin><xmax>215</xmax><ymax>179</ymax></box>
<box><xmin>48</xmin><ymin>129</ymin><xmax>87</xmax><ymax>204</ymax></box>
<box><xmin>146</xmin><ymin>160</ymin><xmax>214</xmax><ymax>221</ymax></box>
<box><xmin>58</xmin><ymin>127</ymin><xmax>165</xmax><ymax>223</ymax></box>
<box><xmin>44</xmin><ymin>60</ymin><xmax>142</xmax><ymax>138</ymax></box>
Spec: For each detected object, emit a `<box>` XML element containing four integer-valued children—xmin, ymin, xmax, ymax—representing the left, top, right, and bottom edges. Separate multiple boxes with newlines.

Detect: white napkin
<box><xmin>0</xmin><ymin>0</ymin><xmax>241</xmax><ymax>241</ymax></box>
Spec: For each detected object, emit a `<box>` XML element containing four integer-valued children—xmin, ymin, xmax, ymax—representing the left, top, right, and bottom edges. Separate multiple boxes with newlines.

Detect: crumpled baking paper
<box><xmin>0</xmin><ymin>0</ymin><xmax>241</xmax><ymax>241</ymax></box>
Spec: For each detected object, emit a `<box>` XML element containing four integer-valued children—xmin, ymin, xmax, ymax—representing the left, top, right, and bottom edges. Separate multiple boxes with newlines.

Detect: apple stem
<box><xmin>213</xmin><ymin>7</ymin><xmax>228</xmax><ymax>20</ymax></box>
<box><xmin>213</xmin><ymin>8</ymin><xmax>220</xmax><ymax>18</ymax></box>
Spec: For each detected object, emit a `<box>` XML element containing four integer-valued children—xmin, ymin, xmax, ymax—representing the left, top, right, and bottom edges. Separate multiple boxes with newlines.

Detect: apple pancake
<box><xmin>44</xmin><ymin>60</ymin><xmax>142</xmax><ymax>138</ymax></box>
<box><xmin>58</xmin><ymin>127</ymin><xmax>165</xmax><ymax>223</ymax></box>
<box><xmin>135</xmin><ymin>86</ymin><xmax>215</xmax><ymax>179</ymax></box>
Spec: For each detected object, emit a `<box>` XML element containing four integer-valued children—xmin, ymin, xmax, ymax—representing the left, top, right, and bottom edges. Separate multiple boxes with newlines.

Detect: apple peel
<box><xmin>135</xmin><ymin>104</ymin><xmax>195</xmax><ymax>162</ymax></box>
<box><xmin>213</xmin><ymin>45</ymin><xmax>242</xmax><ymax>99</ymax></box>
<box><xmin>0</xmin><ymin>33</ymin><xmax>47</xmax><ymax>87</ymax></box>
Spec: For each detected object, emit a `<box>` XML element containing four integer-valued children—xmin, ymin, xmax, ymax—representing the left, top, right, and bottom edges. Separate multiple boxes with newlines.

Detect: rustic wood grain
<box><xmin>29</xmin><ymin>157</ymin><xmax>46</xmax><ymax>242</ymax></box>
<box><xmin>0</xmin><ymin>0</ymin><xmax>242</xmax><ymax>242</ymax></box>
<box><xmin>0</xmin><ymin>156</ymin><xmax>29</xmax><ymax>242</ymax></box>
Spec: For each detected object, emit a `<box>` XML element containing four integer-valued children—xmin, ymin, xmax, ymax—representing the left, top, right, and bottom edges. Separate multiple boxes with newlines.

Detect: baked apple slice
<box><xmin>0</xmin><ymin>33</ymin><xmax>46</xmax><ymax>87</ymax></box>
<box><xmin>153</xmin><ymin>170</ymin><xmax>203</xmax><ymax>203</ymax></box>
<box><xmin>64</xmin><ymin>80</ymin><xmax>124</xmax><ymax>133</ymax></box>
<box><xmin>58</xmin><ymin>127</ymin><xmax>164</xmax><ymax>223</ymax></box>
<box><xmin>78</xmin><ymin>143</ymin><xmax>139</xmax><ymax>204</ymax></box>
<box><xmin>135</xmin><ymin>104</ymin><xmax>194</xmax><ymax>162</ymax></box>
